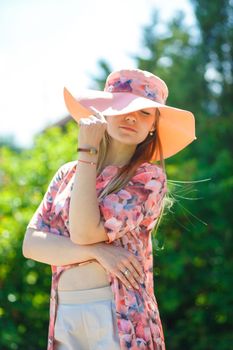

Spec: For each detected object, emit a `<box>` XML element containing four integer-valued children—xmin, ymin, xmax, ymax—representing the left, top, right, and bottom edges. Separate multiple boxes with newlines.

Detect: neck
<box><xmin>103</xmin><ymin>139</ymin><xmax>136</xmax><ymax>167</ymax></box>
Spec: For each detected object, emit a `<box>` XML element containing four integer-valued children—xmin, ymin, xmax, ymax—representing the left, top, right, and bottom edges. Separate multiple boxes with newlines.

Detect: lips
<box><xmin>120</xmin><ymin>126</ymin><xmax>137</xmax><ymax>132</ymax></box>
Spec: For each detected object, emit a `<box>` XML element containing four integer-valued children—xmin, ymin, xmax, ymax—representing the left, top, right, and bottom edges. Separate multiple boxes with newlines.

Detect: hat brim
<box><xmin>63</xmin><ymin>87</ymin><xmax>197</xmax><ymax>160</ymax></box>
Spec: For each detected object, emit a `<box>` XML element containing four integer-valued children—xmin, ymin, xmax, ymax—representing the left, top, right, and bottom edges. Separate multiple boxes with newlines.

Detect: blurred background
<box><xmin>0</xmin><ymin>0</ymin><xmax>232</xmax><ymax>349</ymax></box>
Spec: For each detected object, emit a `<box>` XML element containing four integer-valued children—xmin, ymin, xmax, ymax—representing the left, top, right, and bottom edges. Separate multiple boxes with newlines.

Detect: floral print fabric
<box><xmin>104</xmin><ymin>69</ymin><xmax>168</xmax><ymax>104</ymax></box>
<box><xmin>26</xmin><ymin>160</ymin><xmax>167</xmax><ymax>350</ymax></box>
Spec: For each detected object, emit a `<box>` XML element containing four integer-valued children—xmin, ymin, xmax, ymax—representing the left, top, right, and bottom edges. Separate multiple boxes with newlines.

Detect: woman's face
<box><xmin>105</xmin><ymin>108</ymin><xmax>156</xmax><ymax>145</ymax></box>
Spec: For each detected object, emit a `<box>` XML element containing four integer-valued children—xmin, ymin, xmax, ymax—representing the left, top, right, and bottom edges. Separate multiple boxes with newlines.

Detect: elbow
<box><xmin>70</xmin><ymin>236</ymin><xmax>86</xmax><ymax>245</ymax></box>
<box><xmin>69</xmin><ymin>231</ymin><xmax>87</xmax><ymax>245</ymax></box>
<box><xmin>69</xmin><ymin>220</ymin><xmax>102</xmax><ymax>245</ymax></box>
<box><xmin>69</xmin><ymin>223</ymin><xmax>91</xmax><ymax>245</ymax></box>
<box><xmin>22</xmin><ymin>236</ymin><xmax>31</xmax><ymax>258</ymax></box>
<box><xmin>22</xmin><ymin>228</ymin><xmax>34</xmax><ymax>258</ymax></box>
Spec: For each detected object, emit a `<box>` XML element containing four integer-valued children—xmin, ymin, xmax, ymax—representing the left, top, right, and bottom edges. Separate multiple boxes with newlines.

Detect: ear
<box><xmin>150</xmin><ymin>124</ymin><xmax>156</xmax><ymax>132</ymax></box>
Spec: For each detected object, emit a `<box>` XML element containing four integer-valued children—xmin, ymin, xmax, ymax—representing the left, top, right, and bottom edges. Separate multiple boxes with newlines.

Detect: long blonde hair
<box><xmin>96</xmin><ymin>108</ymin><xmax>174</xmax><ymax>236</ymax></box>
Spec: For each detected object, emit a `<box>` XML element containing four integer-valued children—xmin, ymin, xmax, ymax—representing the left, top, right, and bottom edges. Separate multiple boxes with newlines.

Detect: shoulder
<box><xmin>52</xmin><ymin>160</ymin><xmax>78</xmax><ymax>182</ymax></box>
<box><xmin>59</xmin><ymin>160</ymin><xmax>78</xmax><ymax>174</ymax></box>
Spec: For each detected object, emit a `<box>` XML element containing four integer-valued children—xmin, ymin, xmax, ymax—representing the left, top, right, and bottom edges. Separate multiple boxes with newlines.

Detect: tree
<box><xmin>1</xmin><ymin>2</ymin><xmax>232</xmax><ymax>349</ymax></box>
<box><xmin>133</xmin><ymin>5</ymin><xmax>233</xmax><ymax>349</ymax></box>
<box><xmin>0</xmin><ymin>122</ymin><xmax>77</xmax><ymax>349</ymax></box>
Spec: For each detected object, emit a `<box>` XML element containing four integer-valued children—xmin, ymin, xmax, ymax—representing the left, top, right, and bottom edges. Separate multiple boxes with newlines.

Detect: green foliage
<box><xmin>0</xmin><ymin>121</ymin><xmax>77</xmax><ymax>349</ymax></box>
<box><xmin>134</xmin><ymin>4</ymin><xmax>233</xmax><ymax>349</ymax></box>
<box><xmin>1</xmin><ymin>1</ymin><xmax>232</xmax><ymax>349</ymax></box>
<box><xmin>95</xmin><ymin>3</ymin><xmax>233</xmax><ymax>348</ymax></box>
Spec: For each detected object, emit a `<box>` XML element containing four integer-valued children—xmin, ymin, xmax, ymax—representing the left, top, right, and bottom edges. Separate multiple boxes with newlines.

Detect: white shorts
<box><xmin>54</xmin><ymin>285</ymin><xmax>121</xmax><ymax>350</ymax></box>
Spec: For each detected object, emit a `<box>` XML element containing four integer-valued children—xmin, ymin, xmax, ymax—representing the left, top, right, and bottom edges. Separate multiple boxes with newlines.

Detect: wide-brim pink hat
<box><xmin>63</xmin><ymin>68</ymin><xmax>197</xmax><ymax>161</ymax></box>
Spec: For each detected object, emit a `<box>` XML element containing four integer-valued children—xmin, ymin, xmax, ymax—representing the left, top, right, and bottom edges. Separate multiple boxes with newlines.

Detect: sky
<box><xmin>0</xmin><ymin>0</ymin><xmax>195</xmax><ymax>148</ymax></box>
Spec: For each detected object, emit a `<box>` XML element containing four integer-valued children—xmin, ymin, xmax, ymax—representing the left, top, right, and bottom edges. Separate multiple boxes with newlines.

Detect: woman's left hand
<box><xmin>78</xmin><ymin>108</ymin><xmax>108</xmax><ymax>148</ymax></box>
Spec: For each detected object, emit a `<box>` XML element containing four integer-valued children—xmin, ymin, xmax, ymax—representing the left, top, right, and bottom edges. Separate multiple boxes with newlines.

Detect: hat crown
<box><xmin>104</xmin><ymin>68</ymin><xmax>169</xmax><ymax>104</ymax></box>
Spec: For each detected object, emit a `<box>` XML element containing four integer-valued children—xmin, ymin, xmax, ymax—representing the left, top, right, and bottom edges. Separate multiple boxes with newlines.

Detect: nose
<box><xmin>124</xmin><ymin>112</ymin><xmax>137</xmax><ymax>123</ymax></box>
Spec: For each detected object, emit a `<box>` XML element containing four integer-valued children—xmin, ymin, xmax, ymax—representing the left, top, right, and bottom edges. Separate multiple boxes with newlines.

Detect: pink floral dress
<box><xmin>26</xmin><ymin>160</ymin><xmax>167</xmax><ymax>350</ymax></box>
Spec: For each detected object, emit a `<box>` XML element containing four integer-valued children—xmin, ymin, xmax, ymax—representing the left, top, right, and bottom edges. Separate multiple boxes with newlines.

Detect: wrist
<box><xmin>87</xmin><ymin>242</ymin><xmax>105</xmax><ymax>260</ymax></box>
<box><xmin>86</xmin><ymin>245</ymin><xmax>97</xmax><ymax>260</ymax></box>
<box><xmin>74</xmin><ymin>245</ymin><xmax>97</xmax><ymax>266</ymax></box>
<box><xmin>78</xmin><ymin>144</ymin><xmax>99</xmax><ymax>151</ymax></box>
<box><xmin>77</xmin><ymin>153</ymin><xmax>98</xmax><ymax>162</ymax></box>
<box><xmin>77</xmin><ymin>145</ymin><xmax>99</xmax><ymax>162</ymax></box>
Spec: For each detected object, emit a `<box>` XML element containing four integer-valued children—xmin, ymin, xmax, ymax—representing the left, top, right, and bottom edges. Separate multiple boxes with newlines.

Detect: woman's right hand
<box><xmin>92</xmin><ymin>242</ymin><xmax>145</xmax><ymax>290</ymax></box>
<box><xmin>78</xmin><ymin>109</ymin><xmax>107</xmax><ymax>150</ymax></box>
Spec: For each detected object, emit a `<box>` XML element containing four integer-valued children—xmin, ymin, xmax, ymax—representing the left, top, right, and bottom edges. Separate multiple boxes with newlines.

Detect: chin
<box><xmin>114</xmin><ymin>137</ymin><xmax>142</xmax><ymax>146</ymax></box>
<box><xmin>108</xmin><ymin>129</ymin><xmax>146</xmax><ymax>145</ymax></box>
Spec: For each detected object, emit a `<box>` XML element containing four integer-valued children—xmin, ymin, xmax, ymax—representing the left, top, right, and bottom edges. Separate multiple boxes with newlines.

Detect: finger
<box><xmin>127</xmin><ymin>264</ymin><xmax>144</xmax><ymax>284</ymax></box>
<box><xmin>78</xmin><ymin>118</ymin><xmax>90</xmax><ymax>126</ymax></box>
<box><xmin>88</xmin><ymin>115</ymin><xmax>98</xmax><ymax>121</ymax></box>
<box><xmin>124</xmin><ymin>268</ymin><xmax>141</xmax><ymax>289</ymax></box>
<box><xmin>128</xmin><ymin>255</ymin><xmax>144</xmax><ymax>279</ymax></box>
<box><xmin>88</xmin><ymin>115</ymin><xmax>106</xmax><ymax>123</ymax></box>
<box><xmin>91</xmin><ymin>107</ymin><xmax>107</xmax><ymax>122</ymax></box>
<box><xmin>114</xmin><ymin>270</ymin><xmax>136</xmax><ymax>291</ymax></box>
<box><xmin>121</xmin><ymin>255</ymin><xmax>144</xmax><ymax>278</ymax></box>
<box><xmin>80</xmin><ymin>115</ymin><xmax>106</xmax><ymax>127</ymax></box>
<box><xmin>79</xmin><ymin>120</ymin><xmax>92</xmax><ymax>126</ymax></box>
<box><xmin>118</xmin><ymin>263</ymin><xmax>140</xmax><ymax>289</ymax></box>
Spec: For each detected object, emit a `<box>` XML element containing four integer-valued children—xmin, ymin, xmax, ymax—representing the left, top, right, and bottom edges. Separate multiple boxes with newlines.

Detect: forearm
<box><xmin>22</xmin><ymin>227</ymin><xmax>101</xmax><ymax>266</ymax></box>
<box><xmin>69</xmin><ymin>152</ymin><xmax>101</xmax><ymax>244</ymax></box>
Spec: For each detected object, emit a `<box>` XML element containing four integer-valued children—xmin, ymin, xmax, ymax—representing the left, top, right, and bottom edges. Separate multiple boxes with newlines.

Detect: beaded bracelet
<box><xmin>77</xmin><ymin>159</ymin><xmax>97</xmax><ymax>166</ymax></box>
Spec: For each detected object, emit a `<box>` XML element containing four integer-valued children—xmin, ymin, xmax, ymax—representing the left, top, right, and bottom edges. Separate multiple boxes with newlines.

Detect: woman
<box><xmin>23</xmin><ymin>68</ymin><xmax>196</xmax><ymax>350</ymax></box>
